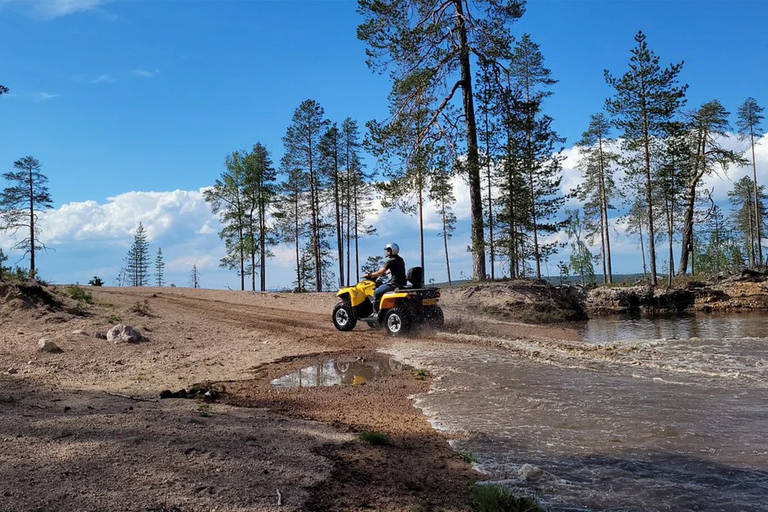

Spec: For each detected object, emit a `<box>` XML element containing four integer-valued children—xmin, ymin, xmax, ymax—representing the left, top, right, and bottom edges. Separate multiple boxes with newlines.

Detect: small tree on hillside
<box><xmin>125</xmin><ymin>223</ymin><xmax>150</xmax><ymax>286</ymax></box>
<box><xmin>155</xmin><ymin>248</ymin><xmax>165</xmax><ymax>287</ymax></box>
<box><xmin>0</xmin><ymin>156</ymin><xmax>53</xmax><ymax>278</ymax></box>
<box><xmin>0</xmin><ymin>248</ymin><xmax>9</xmax><ymax>280</ymax></box>
<box><xmin>189</xmin><ymin>264</ymin><xmax>201</xmax><ymax>288</ymax></box>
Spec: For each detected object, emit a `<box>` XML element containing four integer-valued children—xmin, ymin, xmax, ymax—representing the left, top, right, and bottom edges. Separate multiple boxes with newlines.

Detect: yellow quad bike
<box><xmin>332</xmin><ymin>267</ymin><xmax>444</xmax><ymax>336</ymax></box>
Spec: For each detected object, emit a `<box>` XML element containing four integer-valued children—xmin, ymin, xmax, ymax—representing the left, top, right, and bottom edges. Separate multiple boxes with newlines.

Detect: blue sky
<box><xmin>1</xmin><ymin>0</ymin><xmax>767</xmax><ymax>289</ymax></box>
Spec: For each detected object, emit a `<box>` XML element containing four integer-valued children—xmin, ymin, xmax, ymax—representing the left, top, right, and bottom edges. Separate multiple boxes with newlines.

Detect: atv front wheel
<box><xmin>332</xmin><ymin>302</ymin><xmax>357</xmax><ymax>331</ymax></box>
<box><xmin>384</xmin><ymin>307</ymin><xmax>410</xmax><ymax>336</ymax></box>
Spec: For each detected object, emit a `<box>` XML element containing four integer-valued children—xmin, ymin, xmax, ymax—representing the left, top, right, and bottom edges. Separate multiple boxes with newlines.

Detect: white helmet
<box><xmin>385</xmin><ymin>242</ymin><xmax>400</xmax><ymax>255</ymax></box>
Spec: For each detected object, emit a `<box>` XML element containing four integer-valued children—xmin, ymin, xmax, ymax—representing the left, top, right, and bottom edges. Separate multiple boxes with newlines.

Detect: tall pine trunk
<box><xmin>455</xmin><ymin>0</ymin><xmax>486</xmax><ymax>281</ymax></box>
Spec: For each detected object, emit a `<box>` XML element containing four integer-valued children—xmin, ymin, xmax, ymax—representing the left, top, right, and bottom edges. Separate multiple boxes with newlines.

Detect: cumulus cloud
<box><xmin>39</xmin><ymin>188</ymin><xmax>220</xmax><ymax>245</ymax></box>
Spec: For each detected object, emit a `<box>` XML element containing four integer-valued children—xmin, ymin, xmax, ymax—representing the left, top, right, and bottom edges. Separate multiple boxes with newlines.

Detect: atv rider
<box><xmin>364</xmin><ymin>243</ymin><xmax>407</xmax><ymax>313</ymax></box>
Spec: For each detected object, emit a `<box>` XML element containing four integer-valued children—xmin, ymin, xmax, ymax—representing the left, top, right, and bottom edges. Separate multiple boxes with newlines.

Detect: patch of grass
<box><xmin>107</xmin><ymin>313</ymin><xmax>120</xmax><ymax>324</ymax></box>
<box><xmin>457</xmin><ymin>450</ymin><xmax>477</xmax><ymax>464</ymax></box>
<box><xmin>472</xmin><ymin>484</ymin><xmax>545</xmax><ymax>512</ymax></box>
<box><xmin>359</xmin><ymin>431</ymin><xmax>391</xmax><ymax>446</ymax></box>
<box><xmin>414</xmin><ymin>369</ymin><xmax>430</xmax><ymax>380</ymax></box>
<box><xmin>67</xmin><ymin>285</ymin><xmax>93</xmax><ymax>304</ymax></box>
<box><xmin>130</xmin><ymin>299</ymin><xmax>154</xmax><ymax>317</ymax></box>
<box><xmin>197</xmin><ymin>403</ymin><xmax>213</xmax><ymax>418</ymax></box>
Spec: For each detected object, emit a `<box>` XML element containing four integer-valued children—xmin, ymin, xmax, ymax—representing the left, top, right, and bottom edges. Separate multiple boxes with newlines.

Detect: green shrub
<box><xmin>67</xmin><ymin>285</ymin><xmax>93</xmax><ymax>304</ymax></box>
<box><xmin>472</xmin><ymin>484</ymin><xmax>545</xmax><ymax>512</ymax></box>
<box><xmin>457</xmin><ymin>450</ymin><xmax>477</xmax><ymax>464</ymax></box>
<box><xmin>359</xmin><ymin>431</ymin><xmax>391</xmax><ymax>446</ymax></box>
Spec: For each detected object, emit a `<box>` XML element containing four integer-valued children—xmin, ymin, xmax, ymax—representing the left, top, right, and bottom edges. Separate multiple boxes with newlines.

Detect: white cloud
<box><xmin>91</xmin><ymin>73</ymin><xmax>116</xmax><ymax>84</ymax></box>
<box><xmin>38</xmin><ymin>189</ymin><xmax>218</xmax><ymax>245</ymax></box>
<box><xmin>0</xmin><ymin>0</ymin><xmax>111</xmax><ymax>19</ymax></box>
<box><xmin>34</xmin><ymin>92</ymin><xmax>59</xmax><ymax>102</ymax></box>
<box><xmin>132</xmin><ymin>69</ymin><xmax>159</xmax><ymax>79</ymax></box>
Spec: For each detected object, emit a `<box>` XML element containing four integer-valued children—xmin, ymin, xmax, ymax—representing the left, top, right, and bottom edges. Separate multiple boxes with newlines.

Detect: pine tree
<box><xmin>475</xmin><ymin>59</ymin><xmax>503</xmax><ymax>280</ymax></box>
<box><xmin>189</xmin><ymin>264</ymin><xmax>201</xmax><ymax>288</ymax></box>
<box><xmin>736</xmin><ymin>97</ymin><xmax>765</xmax><ymax>267</ymax></box>
<box><xmin>429</xmin><ymin>166</ymin><xmax>457</xmax><ymax>284</ymax></box>
<box><xmin>340</xmin><ymin>118</ymin><xmax>375</xmax><ymax>285</ymax></box>
<box><xmin>155</xmin><ymin>248</ymin><xmax>165</xmax><ymax>287</ymax></box>
<box><xmin>695</xmin><ymin>204</ymin><xmax>743</xmax><ymax>276</ymax></box>
<box><xmin>282</xmin><ymin>100</ymin><xmax>330</xmax><ymax>291</ymax></box>
<box><xmin>565</xmin><ymin>209</ymin><xmax>595</xmax><ymax>286</ymax></box>
<box><xmin>368</xmin><ymin>91</ymin><xmax>452</xmax><ymax>278</ymax></box>
<box><xmin>677</xmin><ymin>100</ymin><xmax>743</xmax><ymax>275</ymax></box>
<box><xmin>506</xmin><ymin>34</ymin><xmax>565</xmax><ymax>280</ymax></box>
<box><xmin>0</xmin><ymin>156</ymin><xmax>53</xmax><ymax>278</ymax></box>
<box><xmin>574</xmin><ymin>113</ymin><xmax>618</xmax><ymax>283</ymax></box>
<box><xmin>0</xmin><ymin>248</ymin><xmax>9</xmax><ymax>280</ymax></box>
<box><xmin>243</xmin><ymin>143</ymin><xmax>277</xmax><ymax>292</ymax></box>
<box><xmin>273</xmin><ymin>160</ymin><xmax>310</xmax><ymax>293</ymax></box>
<box><xmin>605</xmin><ymin>30</ymin><xmax>687</xmax><ymax>285</ymax></box>
<box><xmin>319</xmin><ymin>124</ymin><xmax>346</xmax><ymax>287</ymax></box>
<box><xmin>358</xmin><ymin>0</ymin><xmax>526</xmax><ymax>281</ymax></box>
<box><xmin>729</xmin><ymin>176</ymin><xmax>768</xmax><ymax>267</ymax></box>
<box><xmin>204</xmin><ymin>151</ymin><xmax>249</xmax><ymax>290</ymax></box>
<box><xmin>125</xmin><ymin>223</ymin><xmax>150</xmax><ymax>286</ymax></box>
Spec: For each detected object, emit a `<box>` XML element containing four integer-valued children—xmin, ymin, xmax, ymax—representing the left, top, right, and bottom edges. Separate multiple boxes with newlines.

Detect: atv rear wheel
<box><xmin>332</xmin><ymin>302</ymin><xmax>357</xmax><ymax>331</ymax></box>
<box><xmin>384</xmin><ymin>307</ymin><xmax>410</xmax><ymax>336</ymax></box>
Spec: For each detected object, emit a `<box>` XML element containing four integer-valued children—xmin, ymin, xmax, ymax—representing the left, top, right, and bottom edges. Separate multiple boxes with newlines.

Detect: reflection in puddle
<box><xmin>270</xmin><ymin>356</ymin><xmax>405</xmax><ymax>388</ymax></box>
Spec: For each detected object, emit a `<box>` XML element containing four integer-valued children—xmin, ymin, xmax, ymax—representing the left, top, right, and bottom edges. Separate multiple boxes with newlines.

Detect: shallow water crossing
<box><xmin>387</xmin><ymin>313</ymin><xmax>768</xmax><ymax>511</ymax></box>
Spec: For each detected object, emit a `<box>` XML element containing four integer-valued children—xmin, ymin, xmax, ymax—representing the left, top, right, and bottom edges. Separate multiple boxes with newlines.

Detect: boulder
<box><xmin>106</xmin><ymin>324</ymin><xmax>143</xmax><ymax>344</ymax></box>
<box><xmin>38</xmin><ymin>338</ymin><xmax>64</xmax><ymax>353</ymax></box>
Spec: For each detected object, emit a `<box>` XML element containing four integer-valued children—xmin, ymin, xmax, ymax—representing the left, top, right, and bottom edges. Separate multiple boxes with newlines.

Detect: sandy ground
<box><xmin>0</xmin><ymin>285</ymin><xmax>579</xmax><ymax>512</ymax></box>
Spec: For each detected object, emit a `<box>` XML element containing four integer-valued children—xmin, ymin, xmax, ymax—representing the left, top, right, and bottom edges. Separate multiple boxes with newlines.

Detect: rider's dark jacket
<box><xmin>383</xmin><ymin>254</ymin><xmax>407</xmax><ymax>287</ymax></box>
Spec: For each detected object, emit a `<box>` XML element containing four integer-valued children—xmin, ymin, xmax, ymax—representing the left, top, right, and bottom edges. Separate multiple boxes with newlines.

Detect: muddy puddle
<box><xmin>270</xmin><ymin>355</ymin><xmax>407</xmax><ymax>388</ymax></box>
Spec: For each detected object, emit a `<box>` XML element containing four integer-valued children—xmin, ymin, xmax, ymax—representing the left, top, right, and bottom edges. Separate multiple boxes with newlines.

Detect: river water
<box><xmin>386</xmin><ymin>313</ymin><xmax>768</xmax><ymax>511</ymax></box>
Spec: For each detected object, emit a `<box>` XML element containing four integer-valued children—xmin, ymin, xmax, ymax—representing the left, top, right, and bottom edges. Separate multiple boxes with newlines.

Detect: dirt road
<box><xmin>1</xmin><ymin>286</ymin><xmax>484</xmax><ymax>511</ymax></box>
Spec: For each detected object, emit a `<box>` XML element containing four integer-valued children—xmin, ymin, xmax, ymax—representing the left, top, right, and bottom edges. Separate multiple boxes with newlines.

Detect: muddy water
<box><xmin>386</xmin><ymin>314</ymin><xmax>768</xmax><ymax>511</ymax></box>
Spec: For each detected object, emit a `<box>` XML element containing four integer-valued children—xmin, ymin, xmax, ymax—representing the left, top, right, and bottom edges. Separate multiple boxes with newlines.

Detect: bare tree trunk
<box><xmin>642</xmin><ymin>120</ymin><xmax>658</xmax><ymax>285</ymax></box>
<box><xmin>28</xmin><ymin>167</ymin><xmax>35</xmax><ymax>277</ymax></box>
<box><xmin>442</xmin><ymin>202</ymin><xmax>452</xmax><ymax>285</ymax></box>
<box><xmin>639</xmin><ymin>224</ymin><xmax>648</xmax><ymax>281</ymax></box>
<box><xmin>750</xmin><ymin>127</ymin><xmax>764</xmax><ymax>267</ymax></box>
<box><xmin>455</xmin><ymin>0</ymin><xmax>486</xmax><ymax>281</ymax></box>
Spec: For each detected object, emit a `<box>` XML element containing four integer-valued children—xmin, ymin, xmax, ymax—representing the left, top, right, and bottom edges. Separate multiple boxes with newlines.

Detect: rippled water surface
<box><xmin>388</xmin><ymin>313</ymin><xmax>768</xmax><ymax>511</ymax></box>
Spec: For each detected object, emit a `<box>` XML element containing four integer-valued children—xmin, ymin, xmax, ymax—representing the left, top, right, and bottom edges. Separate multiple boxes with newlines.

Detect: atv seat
<box><xmin>397</xmin><ymin>267</ymin><xmax>423</xmax><ymax>290</ymax></box>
